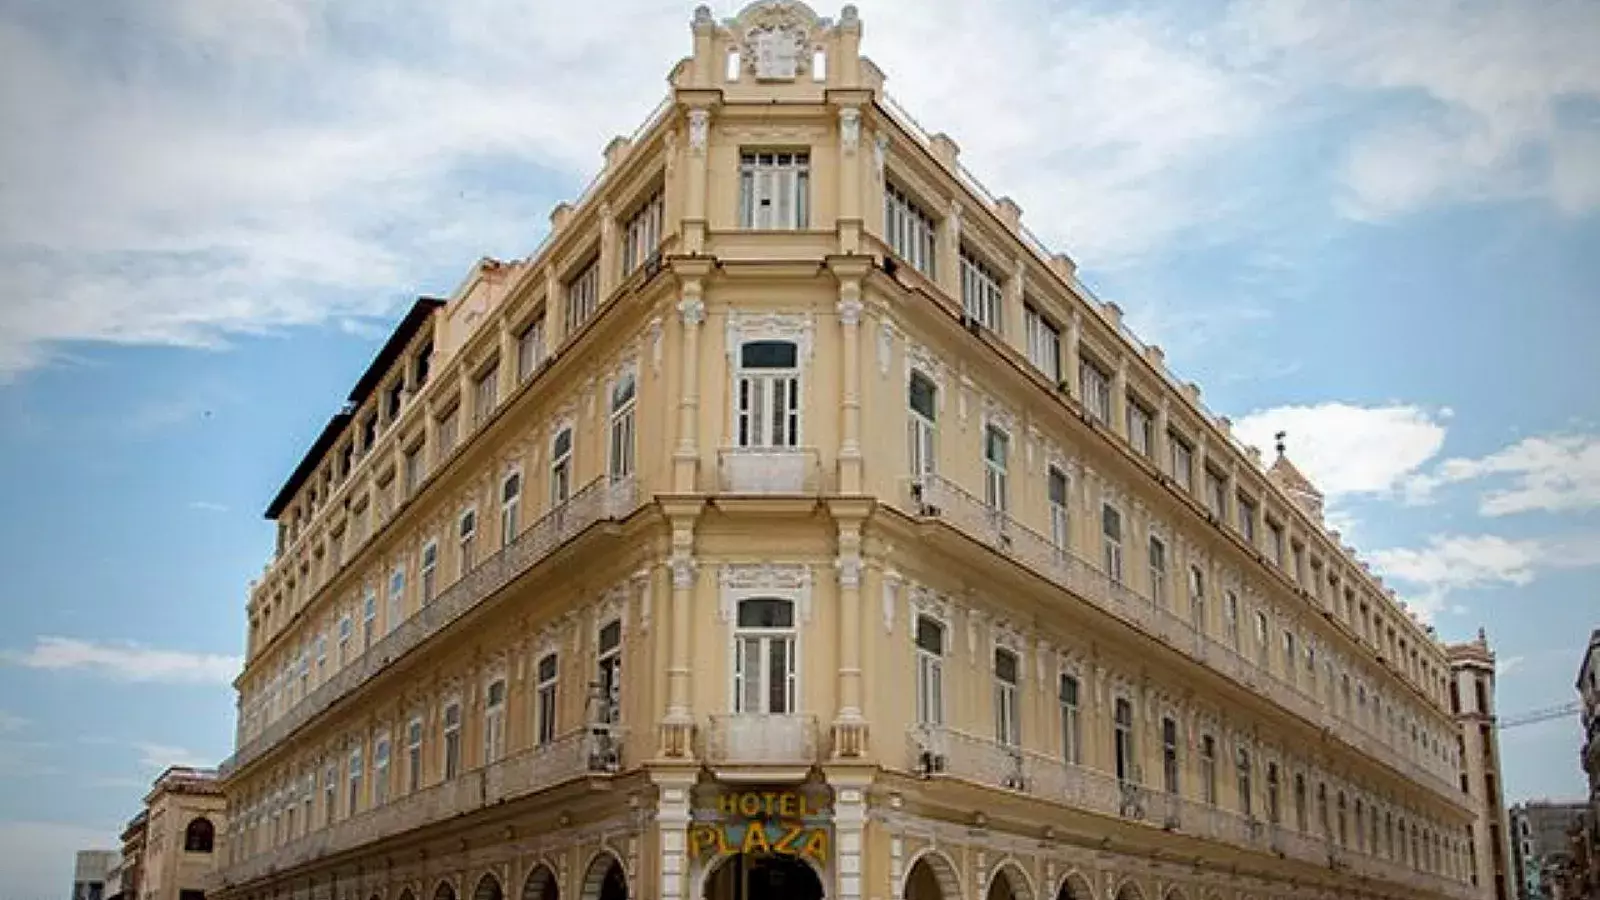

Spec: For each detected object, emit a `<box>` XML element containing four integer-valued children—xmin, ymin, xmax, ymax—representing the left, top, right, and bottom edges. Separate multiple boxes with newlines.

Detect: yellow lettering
<box><xmin>715</xmin><ymin>825</ymin><xmax>734</xmax><ymax>855</ymax></box>
<box><xmin>690</xmin><ymin>825</ymin><xmax>718</xmax><ymax>858</ymax></box>
<box><xmin>773</xmin><ymin>824</ymin><xmax>805</xmax><ymax>855</ymax></box>
<box><xmin>739</xmin><ymin>794</ymin><xmax>761</xmax><ymax>816</ymax></box>
<box><xmin>800</xmin><ymin>829</ymin><xmax>828</xmax><ymax>863</ymax></box>
<box><xmin>762</xmin><ymin>791</ymin><xmax>779</xmax><ymax>815</ymax></box>
<box><xmin>779</xmin><ymin>793</ymin><xmax>796</xmax><ymax>817</ymax></box>
<box><xmin>717</xmin><ymin>793</ymin><xmax>737</xmax><ymax>815</ymax></box>
<box><xmin>741</xmin><ymin>823</ymin><xmax>772</xmax><ymax>855</ymax></box>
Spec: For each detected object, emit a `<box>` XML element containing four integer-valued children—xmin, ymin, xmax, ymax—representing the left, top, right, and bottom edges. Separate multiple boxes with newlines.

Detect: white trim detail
<box><xmin>718</xmin><ymin>562</ymin><xmax>814</xmax><ymax>623</ymax></box>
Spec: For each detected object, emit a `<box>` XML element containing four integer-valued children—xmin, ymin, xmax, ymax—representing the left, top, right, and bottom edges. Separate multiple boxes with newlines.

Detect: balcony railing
<box><xmin>703</xmin><ymin>714</ymin><xmax>819</xmax><ymax>773</ymax></box>
<box><xmin>906</xmin><ymin>475</ymin><xmax>1463</xmax><ymax>804</ymax></box>
<box><xmin>225</xmin><ymin>476</ymin><xmax>639</xmax><ymax>776</ymax></box>
<box><xmin>717</xmin><ymin>447</ymin><xmax>820</xmax><ymax>494</ymax></box>
<box><xmin>904</xmin><ymin>726</ymin><xmax>1477</xmax><ymax>900</ymax></box>
<box><xmin>217</xmin><ymin>727</ymin><xmax>613</xmax><ymax>888</ymax></box>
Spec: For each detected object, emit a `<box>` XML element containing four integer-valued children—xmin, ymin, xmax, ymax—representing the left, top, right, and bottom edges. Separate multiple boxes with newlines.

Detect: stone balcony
<box><xmin>906</xmin><ymin>475</ymin><xmax>1465</xmax><ymax>806</ymax></box>
<box><xmin>905</xmin><ymin>725</ymin><xmax>1476</xmax><ymax>900</ymax></box>
<box><xmin>702</xmin><ymin>714</ymin><xmax>819</xmax><ymax>782</ymax></box>
<box><xmin>224</xmin><ymin>475</ymin><xmax>639</xmax><ymax>777</ymax></box>
<box><xmin>717</xmin><ymin>447</ymin><xmax>820</xmax><ymax>494</ymax></box>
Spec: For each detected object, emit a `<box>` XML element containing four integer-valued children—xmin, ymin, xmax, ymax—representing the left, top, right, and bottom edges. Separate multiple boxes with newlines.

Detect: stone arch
<box><xmin>431</xmin><ymin>878</ymin><xmax>459</xmax><ymax>900</ymax></box>
<box><xmin>521</xmin><ymin>862</ymin><xmax>560</xmax><ymax>900</ymax></box>
<box><xmin>578</xmin><ymin>850</ymin><xmax>627</xmax><ymax>900</ymax></box>
<box><xmin>700</xmin><ymin>852</ymin><xmax>826</xmax><ymax>899</ymax></box>
<box><xmin>902</xmin><ymin>847</ymin><xmax>963</xmax><ymax>900</ymax></box>
<box><xmin>983</xmin><ymin>860</ymin><xmax>1035</xmax><ymax>900</ymax></box>
<box><xmin>1109</xmin><ymin>878</ymin><xmax>1145</xmax><ymax>900</ymax></box>
<box><xmin>1159</xmin><ymin>887</ymin><xmax>1188</xmax><ymax>900</ymax></box>
<box><xmin>473</xmin><ymin>873</ymin><xmax>504</xmax><ymax>900</ymax></box>
<box><xmin>396</xmin><ymin>890</ymin><xmax>417</xmax><ymax>900</ymax></box>
<box><xmin>1053</xmin><ymin>870</ymin><xmax>1096</xmax><ymax>900</ymax></box>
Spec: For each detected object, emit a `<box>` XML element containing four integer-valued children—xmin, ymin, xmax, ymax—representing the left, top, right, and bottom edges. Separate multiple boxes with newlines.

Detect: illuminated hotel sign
<box><xmin>689</xmin><ymin>789</ymin><xmax>830</xmax><ymax>863</ymax></box>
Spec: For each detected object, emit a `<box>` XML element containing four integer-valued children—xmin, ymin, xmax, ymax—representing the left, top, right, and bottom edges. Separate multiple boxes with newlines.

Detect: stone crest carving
<box><xmin>725</xmin><ymin>311</ymin><xmax>814</xmax><ymax>363</ymax></box>
<box><xmin>718</xmin><ymin>562</ymin><xmax>813</xmax><ymax>622</ymax></box>
<box><xmin>687</xmin><ymin>109</ymin><xmax>710</xmax><ymax>155</ymax></box>
<box><xmin>839</xmin><ymin>107</ymin><xmax>860</xmax><ymax>152</ymax></box>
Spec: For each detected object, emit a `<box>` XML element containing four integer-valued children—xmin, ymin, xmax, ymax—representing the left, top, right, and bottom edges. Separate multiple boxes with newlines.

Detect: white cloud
<box><xmin>133</xmin><ymin>741</ymin><xmax>215</xmax><ymax>771</ymax></box>
<box><xmin>6</xmin><ymin>636</ymin><xmax>241</xmax><ymax>685</ymax></box>
<box><xmin>1232</xmin><ymin>402</ymin><xmax>1450</xmax><ymax>498</ymax></box>
<box><xmin>1368</xmin><ymin>532</ymin><xmax>1600</xmax><ymax>620</ymax></box>
<box><xmin>1408</xmin><ymin>433</ymin><xmax>1600</xmax><ymax>516</ymax></box>
<box><xmin>1498</xmin><ymin>655</ymin><xmax>1525</xmax><ymax>676</ymax></box>
<box><xmin>187</xmin><ymin>500</ymin><xmax>229</xmax><ymax>513</ymax></box>
<box><xmin>0</xmin><ymin>710</ymin><xmax>27</xmax><ymax>733</ymax></box>
<box><xmin>0</xmin><ymin>821</ymin><xmax>120</xmax><ymax>900</ymax></box>
<box><xmin>1227</xmin><ymin>0</ymin><xmax>1600</xmax><ymax>220</ymax></box>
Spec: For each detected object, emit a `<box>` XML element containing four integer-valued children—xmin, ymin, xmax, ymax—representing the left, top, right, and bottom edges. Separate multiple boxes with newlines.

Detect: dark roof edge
<box><xmin>262</xmin><ymin>297</ymin><xmax>444</xmax><ymax>520</ymax></box>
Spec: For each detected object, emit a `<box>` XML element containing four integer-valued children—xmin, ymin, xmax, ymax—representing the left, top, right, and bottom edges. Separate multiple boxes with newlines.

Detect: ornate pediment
<box><xmin>728</xmin><ymin>1</ymin><xmax>830</xmax><ymax>81</ymax></box>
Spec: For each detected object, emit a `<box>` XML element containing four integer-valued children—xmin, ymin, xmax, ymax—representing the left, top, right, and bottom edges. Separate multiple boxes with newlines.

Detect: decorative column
<box><xmin>542</xmin><ymin>267</ymin><xmax>560</xmax><ymax>355</ymax></box>
<box><xmin>497</xmin><ymin>318</ymin><xmax>517</xmax><ymax>403</ymax></box>
<box><xmin>1003</xmin><ymin>258</ymin><xmax>1025</xmax><ymax>344</ymax></box>
<box><xmin>1111</xmin><ymin>356</ymin><xmax>1129</xmax><ymax>438</ymax></box>
<box><xmin>1226</xmin><ymin>464</ymin><xmax>1242</xmax><ymax>539</ymax></box>
<box><xmin>834</xmin><ymin>269</ymin><xmax>868</xmax><ymax>494</ymax></box>
<box><xmin>1154</xmin><ymin>397</ymin><xmax>1171</xmax><ymax>474</ymax></box>
<box><xmin>1193</xmin><ymin>436</ymin><xmax>1209</xmax><ymax>503</ymax></box>
<box><xmin>837</xmin><ymin>106</ymin><xmax>863</xmax><ymax>253</ymax></box>
<box><xmin>659</xmin><ymin>509</ymin><xmax>698</xmax><ymax>759</ymax></box>
<box><xmin>673</xmin><ymin>280</ymin><xmax>706</xmax><ymax>493</ymax></box>
<box><xmin>683</xmin><ymin>107</ymin><xmax>711</xmax><ymax>253</ymax></box>
<box><xmin>937</xmin><ymin>200</ymin><xmax>961</xmax><ymax>299</ymax></box>
<box><xmin>1063</xmin><ymin>311</ymin><xmax>1082</xmax><ymax>397</ymax></box>
<box><xmin>597</xmin><ymin>201</ymin><xmax>618</xmax><ymax>299</ymax></box>
<box><xmin>831</xmin><ymin>511</ymin><xmax>869</xmax><ymax>757</ymax></box>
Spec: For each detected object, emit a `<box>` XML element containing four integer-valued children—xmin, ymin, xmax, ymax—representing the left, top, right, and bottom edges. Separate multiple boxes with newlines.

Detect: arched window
<box><xmin>183</xmin><ymin>817</ymin><xmax>214</xmax><ymax>853</ymax></box>
<box><xmin>734</xmin><ymin>598</ymin><xmax>796</xmax><ymax>715</ymax></box>
<box><xmin>908</xmin><ymin>372</ymin><xmax>937</xmax><ymax>482</ymax></box>
<box><xmin>735</xmin><ymin>341</ymin><xmax>800</xmax><ymax>448</ymax></box>
<box><xmin>608</xmin><ymin>373</ymin><xmax>636</xmax><ymax>481</ymax></box>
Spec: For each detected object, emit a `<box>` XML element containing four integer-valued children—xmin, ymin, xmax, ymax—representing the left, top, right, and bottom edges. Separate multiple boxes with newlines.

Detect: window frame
<box><xmin>983</xmin><ymin>423</ymin><xmax>1010</xmax><ymax>515</ymax></box>
<box><xmin>734</xmin><ymin>340</ymin><xmax>802</xmax><ymax>449</ymax></box>
<box><xmin>993</xmin><ymin>646</ymin><xmax>1021</xmax><ymax>748</ymax></box>
<box><xmin>731</xmin><ymin>597</ymin><xmax>799</xmax><ymax>716</ymax></box>
<box><xmin>550</xmin><ymin>426</ymin><xmax>574</xmax><ymax>505</ymax></box>
<box><xmin>913</xmin><ymin>614</ymin><xmax>946</xmax><ymax>728</ymax></box>
<box><xmin>609</xmin><ymin>371</ymin><xmax>637</xmax><ymax>481</ymax></box>
<box><xmin>738</xmin><ymin>151</ymin><xmax>811</xmax><ymax>230</ymax></box>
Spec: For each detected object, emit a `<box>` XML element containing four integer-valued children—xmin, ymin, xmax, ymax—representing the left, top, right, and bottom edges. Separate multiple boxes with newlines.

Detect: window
<box><xmin>1294</xmin><ymin>773</ymin><xmax>1308</xmax><ymax>831</ymax></box>
<box><xmin>323</xmin><ymin>762</ymin><xmax>337</xmax><ymax>824</ymax></box>
<box><xmin>550</xmin><ymin>427</ymin><xmax>573</xmax><ymax>504</ymax></box>
<box><xmin>1048</xmin><ymin>466</ymin><xmax>1071</xmax><ymax>551</ymax></box>
<box><xmin>739</xmin><ymin>152</ymin><xmax>809</xmax><ymax>229</ymax></box>
<box><xmin>1283</xmin><ymin>631</ymin><xmax>1298</xmax><ymax>686</ymax></box>
<box><xmin>596</xmin><ymin>620</ymin><xmax>623</xmax><ymax>726</ymax></box>
<box><xmin>315</xmin><ymin>634</ymin><xmax>327</xmax><ymax>678</ymax></box>
<box><xmin>1114</xmin><ymin>698</ymin><xmax>1136</xmax><ymax>783</ymax></box>
<box><xmin>908</xmin><ymin>372</ymin><xmax>937</xmax><ymax>483</ymax></box>
<box><xmin>884</xmin><ymin>183</ymin><xmax>935</xmax><ymax>275</ymax></box>
<box><xmin>414</xmin><ymin>341</ymin><xmax>432</xmax><ymax>387</ymax></box>
<box><xmin>1161</xmin><ymin>717</ymin><xmax>1180</xmax><ymax>794</ymax></box>
<box><xmin>347</xmin><ymin>746</ymin><xmax>363</xmax><ymax>815</ymax></box>
<box><xmin>1188</xmin><ymin>566</ymin><xmax>1206</xmax><ymax>631</ymax></box>
<box><xmin>1127</xmin><ymin>401</ymin><xmax>1152</xmax><ymax>456</ymax></box>
<box><xmin>609</xmin><ymin>373</ymin><xmax>636</xmax><ymax>480</ymax></box>
<box><xmin>387</xmin><ymin>566</ymin><xmax>405</xmax><ymax>632</ymax></box>
<box><xmin>372</xmin><ymin>735</ymin><xmax>390</xmax><ymax>805</ymax></box>
<box><xmin>1268</xmin><ymin>521</ymin><xmax>1285</xmax><ymax>567</ymax></box>
<box><xmin>622</xmin><ymin>188</ymin><xmax>664</xmax><ymax>272</ymax></box>
<box><xmin>1200</xmin><ymin>734</ymin><xmax>1217</xmax><ymax>804</ymax></box>
<box><xmin>1236</xmin><ymin>747</ymin><xmax>1253</xmax><ymax>817</ymax></box>
<box><xmin>1205</xmin><ymin>468</ymin><xmax>1226</xmax><ymax>519</ymax></box>
<box><xmin>1024</xmin><ymin>306</ymin><xmax>1060</xmax><ymax>380</ymax></box>
<box><xmin>1267</xmin><ymin>763</ymin><xmax>1282</xmax><ymax>824</ymax></box>
<box><xmin>473</xmin><ymin>364</ymin><xmax>499</xmax><ymax>427</ymax></box>
<box><xmin>457</xmin><ymin>508</ymin><xmax>478</xmax><ymax>576</ymax></box>
<box><xmin>183</xmin><ymin>818</ymin><xmax>215</xmax><ymax>853</ymax></box>
<box><xmin>385</xmin><ymin>379</ymin><xmax>404</xmax><ymax>423</ymax></box>
<box><xmin>1101</xmin><ymin>503</ymin><xmax>1123</xmax><ymax>583</ymax></box>
<box><xmin>994</xmin><ymin>648</ymin><xmax>1020</xmax><ymax>747</ymax></box>
<box><xmin>536</xmin><ymin>652</ymin><xmax>559</xmax><ymax>746</ymax></box>
<box><xmin>914</xmin><ymin>616</ymin><xmax>944</xmax><ymax>727</ymax></box>
<box><xmin>1254</xmin><ymin>610</ymin><xmax>1270</xmax><ymax>665</ymax></box>
<box><xmin>484</xmin><ymin>678</ymin><xmax>507</xmax><ymax>764</ymax></box>
<box><xmin>517</xmin><ymin>319</ymin><xmax>545</xmax><ymax>383</ymax></box>
<box><xmin>565</xmin><ymin>256</ymin><xmax>600</xmax><ymax>336</ymax></box>
<box><xmin>420</xmin><ymin>540</ymin><xmax>438</xmax><ymax>603</ymax></box>
<box><xmin>406</xmin><ymin>717</ymin><xmax>423</xmax><ymax>793</ymax></box>
<box><xmin>338</xmin><ymin>614</ymin><xmax>352</xmax><ymax>663</ymax></box>
<box><xmin>442</xmin><ymin>701</ymin><xmax>462</xmax><ymax>780</ymax></box>
<box><xmin>1238</xmin><ymin>495</ymin><xmax>1257</xmax><ymax>542</ymax></box>
<box><xmin>438</xmin><ymin>406</ymin><xmax>459</xmax><ymax>459</ymax></box>
<box><xmin>361</xmin><ymin>587</ymin><xmax>376</xmax><ymax>650</ymax></box>
<box><xmin>1169</xmin><ymin>435</ymin><xmax>1193</xmax><ymax>490</ymax></box>
<box><xmin>733</xmin><ymin>599</ymin><xmax>796</xmax><ymax>715</ymax></box>
<box><xmin>1059</xmin><ymin>674</ymin><xmax>1081</xmax><ymax>765</ymax></box>
<box><xmin>404</xmin><ymin>444</ymin><xmax>423</xmax><ymax>496</ymax></box>
<box><xmin>500</xmin><ymin>470</ymin><xmax>522</xmax><ymax>547</ymax></box>
<box><xmin>1148</xmin><ymin>537</ymin><xmax>1167</xmax><ymax>604</ymax></box>
<box><xmin>735</xmin><ymin>341</ymin><xmax>801</xmax><ymax>448</ymax></box>
<box><xmin>983</xmin><ymin>425</ymin><xmax>1009</xmax><ymax>513</ymax></box>
<box><xmin>1079</xmin><ymin>359</ymin><xmax>1110</xmax><ymax>423</ymax></box>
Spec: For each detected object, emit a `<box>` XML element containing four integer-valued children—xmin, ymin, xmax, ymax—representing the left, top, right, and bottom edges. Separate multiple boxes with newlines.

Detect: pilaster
<box><xmin>683</xmin><ymin>106</ymin><xmax>713</xmax><ymax>253</ymax></box>
<box><xmin>658</xmin><ymin>499</ymin><xmax>702</xmax><ymax>760</ymax></box>
<box><xmin>937</xmin><ymin>201</ymin><xmax>961</xmax><ymax>299</ymax></box>
<box><xmin>1063</xmin><ymin>311</ymin><xmax>1082</xmax><ymax>397</ymax></box>
<box><xmin>673</xmin><ymin>277</ymin><xmax>707</xmax><ymax>493</ymax></box>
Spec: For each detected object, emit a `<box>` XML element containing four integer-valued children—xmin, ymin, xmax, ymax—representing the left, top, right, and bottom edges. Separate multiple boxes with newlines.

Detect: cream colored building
<box><xmin>141</xmin><ymin>767</ymin><xmax>226</xmax><ymax>900</ymax></box>
<box><xmin>215</xmin><ymin>5</ymin><xmax>1484</xmax><ymax>900</ymax></box>
<box><xmin>1447</xmin><ymin>634</ymin><xmax>1514</xmax><ymax>900</ymax></box>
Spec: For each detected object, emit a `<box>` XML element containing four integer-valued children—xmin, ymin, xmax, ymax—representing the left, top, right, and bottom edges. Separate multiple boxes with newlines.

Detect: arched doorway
<box><xmin>903</xmin><ymin>852</ymin><xmax>961</xmax><ymax>900</ymax></box>
<box><xmin>703</xmin><ymin>853</ymin><xmax>823</xmax><ymax>900</ymax></box>
<box><xmin>434</xmin><ymin>882</ymin><xmax>459</xmax><ymax>900</ymax></box>
<box><xmin>523</xmin><ymin>864</ymin><xmax>559</xmax><ymax>900</ymax></box>
<box><xmin>985</xmin><ymin>863</ymin><xmax>1033</xmax><ymax>900</ymax></box>
<box><xmin>474</xmin><ymin>875</ymin><xmax>504</xmax><ymax>900</ymax></box>
<box><xmin>579</xmin><ymin>854</ymin><xmax>627</xmax><ymax>900</ymax></box>
<box><xmin>1055</xmin><ymin>872</ymin><xmax>1094</xmax><ymax>900</ymax></box>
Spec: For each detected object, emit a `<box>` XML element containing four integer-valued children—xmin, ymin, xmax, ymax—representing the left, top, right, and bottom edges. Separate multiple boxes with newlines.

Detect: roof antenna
<box><xmin>1274</xmin><ymin>431</ymin><xmax>1287</xmax><ymax>457</ymax></box>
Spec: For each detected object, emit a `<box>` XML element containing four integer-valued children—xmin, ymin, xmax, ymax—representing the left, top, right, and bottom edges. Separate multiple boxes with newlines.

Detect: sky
<box><xmin>0</xmin><ymin>0</ymin><xmax>1597</xmax><ymax>896</ymax></box>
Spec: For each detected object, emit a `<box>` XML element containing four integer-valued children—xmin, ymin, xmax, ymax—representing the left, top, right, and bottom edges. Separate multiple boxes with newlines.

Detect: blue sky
<box><xmin>0</xmin><ymin>0</ymin><xmax>1597</xmax><ymax>896</ymax></box>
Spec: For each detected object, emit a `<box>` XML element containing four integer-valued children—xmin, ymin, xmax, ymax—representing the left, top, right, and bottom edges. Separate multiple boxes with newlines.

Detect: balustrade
<box><xmin>717</xmin><ymin>447</ymin><xmax>821</xmax><ymax>494</ymax></box>
<box><xmin>703</xmin><ymin>714</ymin><xmax>820</xmax><ymax>771</ymax></box>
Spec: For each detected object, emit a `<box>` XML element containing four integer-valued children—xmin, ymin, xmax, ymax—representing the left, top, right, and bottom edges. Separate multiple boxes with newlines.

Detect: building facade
<box><xmin>1448</xmin><ymin>635</ymin><xmax>1515</xmax><ymax>900</ymax></box>
<box><xmin>140</xmin><ymin>767</ymin><xmax>226</xmax><ymax>900</ymax></box>
<box><xmin>215</xmin><ymin>5</ymin><xmax>1483</xmax><ymax>900</ymax></box>
<box><xmin>76</xmin><ymin>850</ymin><xmax>119</xmax><ymax>900</ymax></box>
<box><xmin>1507</xmin><ymin>802</ymin><xmax>1586</xmax><ymax>900</ymax></box>
<box><xmin>1563</xmin><ymin>630</ymin><xmax>1600</xmax><ymax>898</ymax></box>
<box><xmin>120</xmin><ymin>811</ymin><xmax>150</xmax><ymax>900</ymax></box>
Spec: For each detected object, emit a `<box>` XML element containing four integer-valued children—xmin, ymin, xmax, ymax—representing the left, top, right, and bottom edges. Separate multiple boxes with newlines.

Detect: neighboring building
<box><xmin>1507</xmin><ymin>802</ymin><xmax>1585</xmax><ymax>899</ymax></box>
<box><xmin>140</xmin><ymin>767</ymin><xmax>225</xmax><ymax>900</ymax></box>
<box><xmin>74</xmin><ymin>850</ymin><xmax>119</xmax><ymax>900</ymax></box>
<box><xmin>1564</xmin><ymin>630</ymin><xmax>1600</xmax><ymax>899</ymax></box>
<box><xmin>1450</xmin><ymin>632</ymin><xmax>1517</xmax><ymax>899</ymax></box>
<box><xmin>104</xmin><ymin>854</ymin><xmax>127</xmax><ymax>900</ymax></box>
<box><xmin>215</xmin><ymin>5</ymin><xmax>1483</xmax><ymax>900</ymax></box>
<box><xmin>119</xmin><ymin>810</ymin><xmax>150</xmax><ymax>900</ymax></box>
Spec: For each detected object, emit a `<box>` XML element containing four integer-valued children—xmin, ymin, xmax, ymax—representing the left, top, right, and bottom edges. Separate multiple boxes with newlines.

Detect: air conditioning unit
<box><xmin>882</xmin><ymin>256</ymin><xmax>899</xmax><ymax>278</ymax></box>
<box><xmin>1057</xmin><ymin>379</ymin><xmax>1072</xmax><ymax>395</ymax></box>
<box><xmin>917</xmin><ymin>749</ymin><xmax>947</xmax><ymax>776</ymax></box>
<box><xmin>962</xmin><ymin>314</ymin><xmax>982</xmax><ymax>335</ymax></box>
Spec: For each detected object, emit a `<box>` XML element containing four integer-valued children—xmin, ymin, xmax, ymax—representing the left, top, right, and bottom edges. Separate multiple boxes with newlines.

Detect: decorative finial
<box><xmin>1274</xmin><ymin>431</ymin><xmax>1287</xmax><ymax>457</ymax></box>
<box><xmin>1477</xmin><ymin>626</ymin><xmax>1487</xmax><ymax>644</ymax></box>
<box><xmin>692</xmin><ymin>5</ymin><xmax>713</xmax><ymax>27</ymax></box>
